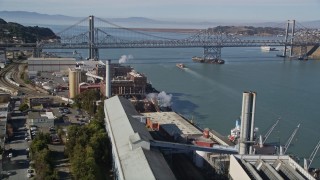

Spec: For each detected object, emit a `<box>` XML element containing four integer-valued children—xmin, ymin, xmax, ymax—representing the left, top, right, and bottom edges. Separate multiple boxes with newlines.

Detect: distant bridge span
<box><xmin>4</xmin><ymin>16</ymin><xmax>320</xmax><ymax>60</ymax></box>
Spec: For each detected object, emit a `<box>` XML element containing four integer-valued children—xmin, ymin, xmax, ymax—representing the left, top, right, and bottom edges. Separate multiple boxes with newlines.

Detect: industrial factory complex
<box><xmin>27</xmin><ymin>57</ymin><xmax>319</xmax><ymax>179</ymax></box>
<box><xmin>0</xmin><ymin>55</ymin><xmax>318</xmax><ymax>179</ymax></box>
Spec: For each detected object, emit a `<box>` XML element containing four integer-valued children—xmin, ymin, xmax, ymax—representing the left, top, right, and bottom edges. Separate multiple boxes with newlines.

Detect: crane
<box><xmin>262</xmin><ymin>119</ymin><xmax>280</xmax><ymax>144</ymax></box>
<box><xmin>304</xmin><ymin>139</ymin><xmax>320</xmax><ymax>170</ymax></box>
<box><xmin>283</xmin><ymin>124</ymin><xmax>300</xmax><ymax>155</ymax></box>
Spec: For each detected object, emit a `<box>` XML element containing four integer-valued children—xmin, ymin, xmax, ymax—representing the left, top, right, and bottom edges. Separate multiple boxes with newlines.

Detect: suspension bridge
<box><xmin>6</xmin><ymin>16</ymin><xmax>320</xmax><ymax>60</ymax></box>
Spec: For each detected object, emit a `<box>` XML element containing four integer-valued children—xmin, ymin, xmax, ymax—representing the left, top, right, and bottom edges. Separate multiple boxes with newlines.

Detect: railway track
<box><xmin>0</xmin><ymin>64</ymin><xmax>18</xmax><ymax>94</ymax></box>
<box><xmin>0</xmin><ymin>62</ymin><xmax>47</xmax><ymax>96</ymax></box>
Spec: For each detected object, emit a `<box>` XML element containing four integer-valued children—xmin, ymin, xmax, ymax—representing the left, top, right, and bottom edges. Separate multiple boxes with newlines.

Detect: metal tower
<box><xmin>283</xmin><ymin>20</ymin><xmax>296</xmax><ymax>57</ymax></box>
<box><xmin>89</xmin><ymin>15</ymin><xmax>99</xmax><ymax>60</ymax></box>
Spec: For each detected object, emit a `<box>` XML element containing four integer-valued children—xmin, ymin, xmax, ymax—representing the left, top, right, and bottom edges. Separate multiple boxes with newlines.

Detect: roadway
<box><xmin>2</xmin><ymin>99</ymin><xmax>32</xmax><ymax>180</ymax></box>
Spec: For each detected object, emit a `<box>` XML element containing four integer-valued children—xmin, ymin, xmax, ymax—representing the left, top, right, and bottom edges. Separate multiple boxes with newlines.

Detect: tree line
<box><xmin>30</xmin><ymin>132</ymin><xmax>59</xmax><ymax>180</ymax></box>
<box><xmin>67</xmin><ymin>89</ymin><xmax>111</xmax><ymax>179</ymax></box>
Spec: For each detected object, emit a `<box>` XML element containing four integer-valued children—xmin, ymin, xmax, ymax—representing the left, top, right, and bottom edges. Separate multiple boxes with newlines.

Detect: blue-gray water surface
<box><xmin>49</xmin><ymin>45</ymin><xmax>320</xmax><ymax>167</ymax></box>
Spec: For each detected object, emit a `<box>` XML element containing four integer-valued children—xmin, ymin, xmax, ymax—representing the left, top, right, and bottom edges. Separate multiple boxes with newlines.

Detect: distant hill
<box><xmin>209</xmin><ymin>26</ymin><xmax>284</xmax><ymax>36</ymax></box>
<box><xmin>0</xmin><ymin>11</ymin><xmax>83</xmax><ymax>26</ymax></box>
<box><xmin>0</xmin><ymin>11</ymin><xmax>166</xmax><ymax>27</ymax></box>
<box><xmin>0</xmin><ymin>18</ymin><xmax>58</xmax><ymax>43</ymax></box>
<box><xmin>0</xmin><ymin>11</ymin><xmax>319</xmax><ymax>29</ymax></box>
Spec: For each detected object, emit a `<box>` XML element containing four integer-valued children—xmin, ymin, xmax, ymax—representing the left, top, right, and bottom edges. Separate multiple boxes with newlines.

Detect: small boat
<box><xmin>261</xmin><ymin>46</ymin><xmax>277</xmax><ymax>51</ymax></box>
<box><xmin>228</xmin><ymin>120</ymin><xmax>240</xmax><ymax>143</ymax></box>
<box><xmin>228</xmin><ymin>119</ymin><xmax>259</xmax><ymax>144</ymax></box>
<box><xmin>176</xmin><ymin>63</ymin><xmax>186</xmax><ymax>69</ymax></box>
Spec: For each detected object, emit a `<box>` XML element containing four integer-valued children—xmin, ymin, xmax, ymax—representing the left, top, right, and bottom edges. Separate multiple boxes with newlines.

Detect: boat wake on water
<box><xmin>184</xmin><ymin>68</ymin><xmax>239</xmax><ymax>97</ymax></box>
<box><xmin>184</xmin><ymin>68</ymin><xmax>203</xmax><ymax>79</ymax></box>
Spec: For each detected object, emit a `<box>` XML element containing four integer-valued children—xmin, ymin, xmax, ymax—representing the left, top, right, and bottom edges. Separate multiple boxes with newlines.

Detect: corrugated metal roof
<box><xmin>142</xmin><ymin>112</ymin><xmax>202</xmax><ymax>136</ymax></box>
<box><xmin>230</xmin><ymin>155</ymin><xmax>316</xmax><ymax>180</ymax></box>
<box><xmin>28</xmin><ymin>57</ymin><xmax>76</xmax><ymax>61</ymax></box>
<box><xmin>104</xmin><ymin>96</ymin><xmax>176</xmax><ymax>180</ymax></box>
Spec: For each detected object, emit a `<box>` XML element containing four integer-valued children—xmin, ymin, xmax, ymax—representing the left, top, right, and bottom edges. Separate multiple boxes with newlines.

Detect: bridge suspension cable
<box><xmin>55</xmin><ymin>17</ymin><xmax>89</xmax><ymax>36</ymax></box>
<box><xmin>95</xmin><ymin>17</ymin><xmax>180</xmax><ymax>41</ymax></box>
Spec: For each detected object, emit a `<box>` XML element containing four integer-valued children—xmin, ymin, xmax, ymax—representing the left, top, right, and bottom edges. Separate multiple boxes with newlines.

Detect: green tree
<box><xmin>33</xmin><ymin>149</ymin><xmax>54</xmax><ymax>180</ymax></box>
<box><xmin>19</xmin><ymin>103</ymin><xmax>29</xmax><ymax>111</ymax></box>
<box><xmin>30</xmin><ymin>132</ymin><xmax>57</xmax><ymax>180</ymax></box>
<box><xmin>93</xmin><ymin>102</ymin><xmax>105</xmax><ymax>125</ymax></box>
<box><xmin>73</xmin><ymin>89</ymin><xmax>101</xmax><ymax>115</ymax></box>
<box><xmin>89</xmin><ymin>131</ymin><xmax>109</xmax><ymax>164</ymax></box>
<box><xmin>31</xmin><ymin>140</ymin><xmax>48</xmax><ymax>154</ymax></box>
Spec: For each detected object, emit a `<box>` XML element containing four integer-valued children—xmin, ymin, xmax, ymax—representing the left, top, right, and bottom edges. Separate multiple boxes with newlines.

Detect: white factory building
<box><xmin>104</xmin><ymin>96</ymin><xmax>176</xmax><ymax>180</ymax></box>
<box><xmin>28</xmin><ymin>57</ymin><xmax>76</xmax><ymax>72</ymax></box>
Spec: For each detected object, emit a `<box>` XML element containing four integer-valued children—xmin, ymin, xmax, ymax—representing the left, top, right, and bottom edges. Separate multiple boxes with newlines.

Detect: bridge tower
<box><xmin>203</xmin><ymin>31</ymin><xmax>224</xmax><ymax>60</ymax></box>
<box><xmin>283</xmin><ymin>20</ymin><xmax>296</xmax><ymax>57</ymax></box>
<box><xmin>204</xmin><ymin>46</ymin><xmax>221</xmax><ymax>60</ymax></box>
<box><xmin>33</xmin><ymin>46</ymin><xmax>42</xmax><ymax>58</ymax></box>
<box><xmin>89</xmin><ymin>15</ymin><xmax>99</xmax><ymax>60</ymax></box>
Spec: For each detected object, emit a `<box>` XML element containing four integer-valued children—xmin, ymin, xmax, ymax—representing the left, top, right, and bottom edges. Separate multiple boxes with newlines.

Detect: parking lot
<box><xmin>51</xmin><ymin>106</ymin><xmax>90</xmax><ymax>126</ymax></box>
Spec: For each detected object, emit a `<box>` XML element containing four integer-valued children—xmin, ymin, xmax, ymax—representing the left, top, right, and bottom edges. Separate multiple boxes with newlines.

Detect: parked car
<box><xmin>27</xmin><ymin>173</ymin><xmax>32</xmax><ymax>178</ymax></box>
<box><xmin>30</xmin><ymin>127</ymin><xmax>37</xmax><ymax>131</ymax></box>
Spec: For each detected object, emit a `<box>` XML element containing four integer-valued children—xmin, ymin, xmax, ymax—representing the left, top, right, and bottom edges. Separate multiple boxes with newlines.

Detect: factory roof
<box><xmin>104</xmin><ymin>96</ymin><xmax>176</xmax><ymax>180</ymax></box>
<box><xmin>229</xmin><ymin>155</ymin><xmax>316</xmax><ymax>180</ymax></box>
<box><xmin>76</xmin><ymin>60</ymin><xmax>101</xmax><ymax>71</ymax></box>
<box><xmin>28</xmin><ymin>57</ymin><xmax>76</xmax><ymax>61</ymax></box>
<box><xmin>142</xmin><ymin>112</ymin><xmax>202</xmax><ymax>136</ymax></box>
<box><xmin>28</xmin><ymin>112</ymin><xmax>56</xmax><ymax>119</ymax></box>
<box><xmin>129</xmin><ymin>71</ymin><xmax>143</xmax><ymax>78</ymax></box>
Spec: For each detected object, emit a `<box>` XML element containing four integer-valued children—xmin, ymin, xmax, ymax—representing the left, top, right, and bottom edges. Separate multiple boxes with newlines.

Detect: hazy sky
<box><xmin>1</xmin><ymin>0</ymin><xmax>320</xmax><ymax>22</ymax></box>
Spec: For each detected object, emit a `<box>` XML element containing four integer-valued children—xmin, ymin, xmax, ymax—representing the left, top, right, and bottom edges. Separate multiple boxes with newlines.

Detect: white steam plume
<box><xmin>147</xmin><ymin>91</ymin><xmax>173</xmax><ymax>107</ymax></box>
<box><xmin>119</xmin><ymin>54</ymin><xmax>133</xmax><ymax>64</ymax></box>
<box><xmin>158</xmin><ymin>91</ymin><xmax>173</xmax><ymax>107</ymax></box>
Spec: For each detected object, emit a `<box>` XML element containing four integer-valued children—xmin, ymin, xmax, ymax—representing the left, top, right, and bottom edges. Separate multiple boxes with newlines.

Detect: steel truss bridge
<box><xmin>10</xmin><ymin>16</ymin><xmax>320</xmax><ymax>60</ymax></box>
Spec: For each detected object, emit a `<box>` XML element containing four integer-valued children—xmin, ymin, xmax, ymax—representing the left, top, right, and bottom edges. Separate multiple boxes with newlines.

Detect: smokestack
<box><xmin>105</xmin><ymin>60</ymin><xmax>111</xmax><ymax>98</ymax></box>
<box><xmin>249</xmin><ymin>92</ymin><xmax>257</xmax><ymax>154</ymax></box>
<box><xmin>239</xmin><ymin>91</ymin><xmax>256</xmax><ymax>155</ymax></box>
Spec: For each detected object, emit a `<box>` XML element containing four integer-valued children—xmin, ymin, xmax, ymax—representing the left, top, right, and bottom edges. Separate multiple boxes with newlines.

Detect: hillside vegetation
<box><xmin>209</xmin><ymin>26</ymin><xmax>284</xmax><ymax>36</ymax></box>
<box><xmin>0</xmin><ymin>18</ymin><xmax>58</xmax><ymax>43</ymax></box>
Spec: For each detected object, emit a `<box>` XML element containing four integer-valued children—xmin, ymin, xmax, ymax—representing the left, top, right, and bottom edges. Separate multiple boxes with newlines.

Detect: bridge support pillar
<box><xmin>299</xmin><ymin>45</ymin><xmax>308</xmax><ymax>60</ymax></box>
<box><xmin>33</xmin><ymin>48</ymin><xmax>42</xmax><ymax>58</ymax></box>
<box><xmin>299</xmin><ymin>46</ymin><xmax>308</xmax><ymax>58</ymax></box>
<box><xmin>204</xmin><ymin>46</ymin><xmax>222</xmax><ymax>60</ymax></box>
<box><xmin>94</xmin><ymin>48</ymin><xmax>99</xmax><ymax>60</ymax></box>
<box><xmin>290</xmin><ymin>20</ymin><xmax>295</xmax><ymax>57</ymax></box>
<box><xmin>283</xmin><ymin>20</ymin><xmax>296</xmax><ymax>57</ymax></box>
<box><xmin>89</xmin><ymin>15</ymin><xmax>98</xmax><ymax>60</ymax></box>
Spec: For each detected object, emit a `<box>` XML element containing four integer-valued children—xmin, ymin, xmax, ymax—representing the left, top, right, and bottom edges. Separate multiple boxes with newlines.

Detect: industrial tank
<box><xmin>69</xmin><ymin>70</ymin><xmax>76</xmax><ymax>98</ymax></box>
